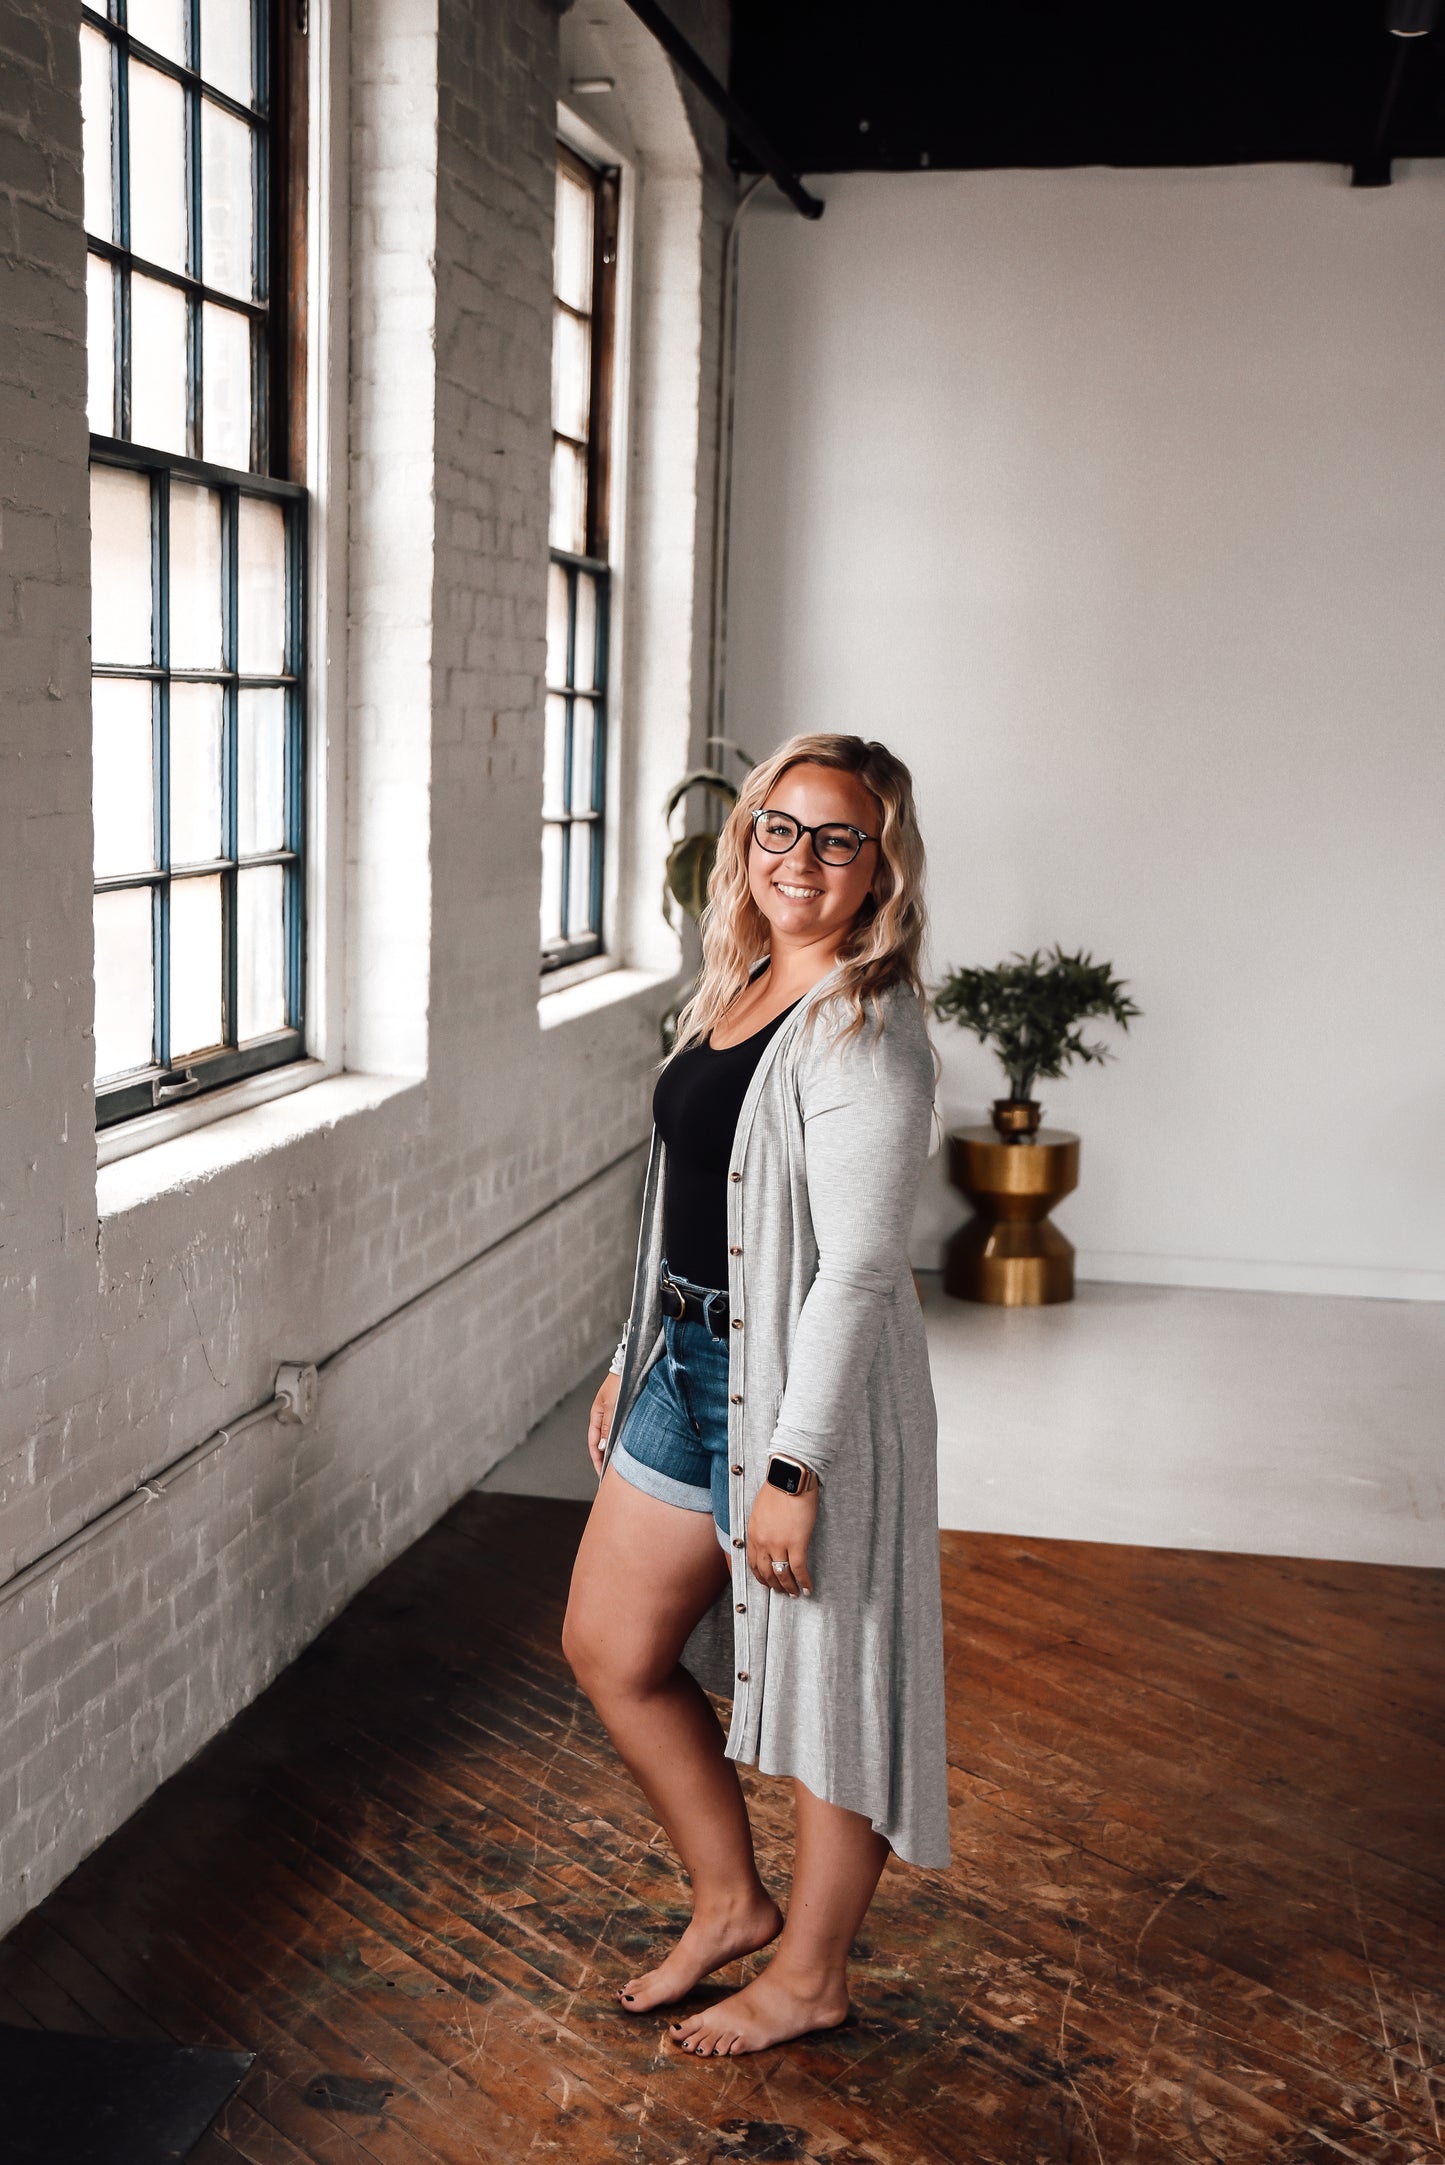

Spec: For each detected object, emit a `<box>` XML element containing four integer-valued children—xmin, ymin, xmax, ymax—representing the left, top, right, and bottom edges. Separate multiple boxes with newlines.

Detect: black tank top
<box><xmin>652</xmin><ymin>1002</ymin><xmax>800</xmax><ymax>1290</ymax></box>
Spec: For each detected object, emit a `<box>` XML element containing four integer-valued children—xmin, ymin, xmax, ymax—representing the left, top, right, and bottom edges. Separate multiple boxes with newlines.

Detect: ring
<box><xmin>771</xmin><ymin>1558</ymin><xmax>789</xmax><ymax>1573</ymax></box>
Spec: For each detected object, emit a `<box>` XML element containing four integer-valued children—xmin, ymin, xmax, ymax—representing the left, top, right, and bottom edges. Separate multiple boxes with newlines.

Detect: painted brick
<box><xmin>0</xmin><ymin>0</ymin><xmax>733</xmax><ymax>1937</ymax></box>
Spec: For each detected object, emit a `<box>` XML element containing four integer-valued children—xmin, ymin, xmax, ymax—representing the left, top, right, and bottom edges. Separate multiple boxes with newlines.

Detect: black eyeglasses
<box><xmin>750</xmin><ymin>808</ymin><xmax>878</xmax><ymax>868</ymax></box>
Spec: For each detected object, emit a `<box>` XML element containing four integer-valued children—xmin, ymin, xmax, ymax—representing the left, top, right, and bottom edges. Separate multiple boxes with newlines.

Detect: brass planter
<box><xmin>990</xmin><ymin>1096</ymin><xmax>1042</xmax><ymax>1139</ymax></box>
<box><xmin>944</xmin><ymin>1126</ymin><xmax>1080</xmax><ymax>1306</ymax></box>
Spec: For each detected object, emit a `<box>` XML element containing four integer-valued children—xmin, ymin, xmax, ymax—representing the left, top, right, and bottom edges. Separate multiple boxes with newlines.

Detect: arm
<box><xmin>766</xmin><ymin>1001</ymin><xmax>935</xmax><ymax>1484</ymax></box>
<box><xmin>585</xmin><ymin>1322</ymin><xmax>630</xmax><ymax>1476</ymax></box>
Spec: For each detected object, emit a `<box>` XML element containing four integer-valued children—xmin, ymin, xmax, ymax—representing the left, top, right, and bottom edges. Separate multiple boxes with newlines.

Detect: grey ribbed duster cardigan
<box><xmin>603</xmin><ymin>971</ymin><xmax>952</xmax><ymax>1871</ymax></box>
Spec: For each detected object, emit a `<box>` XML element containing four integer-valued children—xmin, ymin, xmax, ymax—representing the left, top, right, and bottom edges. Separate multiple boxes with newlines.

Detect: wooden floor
<box><xmin>3</xmin><ymin>1495</ymin><xmax>1442</xmax><ymax>2165</ymax></box>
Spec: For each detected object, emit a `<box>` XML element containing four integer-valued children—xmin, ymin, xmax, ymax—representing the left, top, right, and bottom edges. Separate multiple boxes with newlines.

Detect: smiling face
<box><xmin>746</xmin><ymin>761</ymin><xmax>882</xmax><ymax>955</ymax></box>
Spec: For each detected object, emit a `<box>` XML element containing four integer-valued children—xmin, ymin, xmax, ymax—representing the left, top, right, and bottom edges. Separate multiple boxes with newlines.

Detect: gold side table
<box><xmin>944</xmin><ymin>1127</ymin><xmax>1080</xmax><ymax>1306</ymax></box>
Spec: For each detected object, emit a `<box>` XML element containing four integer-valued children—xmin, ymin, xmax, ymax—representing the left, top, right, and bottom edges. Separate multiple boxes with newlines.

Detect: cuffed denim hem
<box><xmin>610</xmin><ymin>1441</ymin><xmax>711</xmax><ymax>1515</ymax></box>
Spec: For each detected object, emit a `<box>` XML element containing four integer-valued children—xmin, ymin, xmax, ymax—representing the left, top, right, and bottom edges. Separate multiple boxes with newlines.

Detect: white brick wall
<box><xmin>0</xmin><ymin>0</ymin><xmax>735</xmax><ymax>1933</ymax></box>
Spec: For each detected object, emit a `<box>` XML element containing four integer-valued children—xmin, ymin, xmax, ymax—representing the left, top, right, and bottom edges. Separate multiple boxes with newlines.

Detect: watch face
<box><xmin>770</xmin><ymin>1460</ymin><xmax>801</xmax><ymax>1493</ymax></box>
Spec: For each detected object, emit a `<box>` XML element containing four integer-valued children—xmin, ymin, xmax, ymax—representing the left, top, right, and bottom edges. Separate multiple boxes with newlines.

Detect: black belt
<box><xmin>659</xmin><ymin>1271</ymin><xmax>730</xmax><ymax>1337</ymax></box>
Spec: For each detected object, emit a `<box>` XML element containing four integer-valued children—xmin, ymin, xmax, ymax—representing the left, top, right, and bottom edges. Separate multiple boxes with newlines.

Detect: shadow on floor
<box><xmin>478</xmin><ymin>1362</ymin><xmax>605</xmax><ymax>1503</ymax></box>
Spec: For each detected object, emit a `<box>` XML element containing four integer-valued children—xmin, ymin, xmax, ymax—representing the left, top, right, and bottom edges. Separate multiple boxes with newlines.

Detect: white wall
<box><xmin>727</xmin><ymin>165</ymin><xmax>1445</xmax><ymax>1299</ymax></box>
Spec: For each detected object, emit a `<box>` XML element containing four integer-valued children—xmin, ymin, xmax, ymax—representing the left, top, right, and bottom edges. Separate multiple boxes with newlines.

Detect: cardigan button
<box><xmin>737</xmin><ymin>1671</ymin><xmax>749</xmax><ymax>1682</ymax></box>
<box><xmin>735</xmin><ymin>1602</ymin><xmax>746</xmax><ymax>1613</ymax></box>
<box><xmin>731</xmin><ymin>1463</ymin><xmax>743</xmax><ymax>1475</ymax></box>
<box><xmin>729</xmin><ymin>1244</ymin><xmax>742</xmax><ymax>1255</ymax></box>
<box><xmin>730</xmin><ymin>1393</ymin><xmax>743</xmax><ymax>1404</ymax></box>
<box><xmin>729</xmin><ymin>1171</ymin><xmax>742</xmax><ymax>1182</ymax></box>
<box><xmin>731</xmin><ymin>1318</ymin><xmax>743</xmax><ymax>1330</ymax></box>
<box><xmin>732</xmin><ymin>1537</ymin><xmax>744</xmax><ymax>1549</ymax></box>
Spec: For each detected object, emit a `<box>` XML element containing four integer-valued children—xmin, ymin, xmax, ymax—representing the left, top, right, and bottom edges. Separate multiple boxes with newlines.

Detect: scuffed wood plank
<box><xmin>4</xmin><ymin>1495</ymin><xmax>1441</xmax><ymax>2165</ymax></box>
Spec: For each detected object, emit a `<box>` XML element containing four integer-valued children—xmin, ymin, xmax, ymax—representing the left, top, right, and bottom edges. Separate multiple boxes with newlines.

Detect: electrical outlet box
<box><xmin>274</xmin><ymin>1362</ymin><xmax>318</xmax><ymax>1426</ymax></box>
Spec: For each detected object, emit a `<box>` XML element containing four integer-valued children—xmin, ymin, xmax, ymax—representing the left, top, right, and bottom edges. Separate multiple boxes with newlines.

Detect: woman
<box><xmin>562</xmin><ymin>733</ymin><xmax>950</xmax><ymax>2058</ymax></box>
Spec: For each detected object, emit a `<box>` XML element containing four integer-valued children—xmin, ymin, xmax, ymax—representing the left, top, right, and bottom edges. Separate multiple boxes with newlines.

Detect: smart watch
<box><xmin>766</xmin><ymin>1454</ymin><xmax>819</xmax><ymax>1496</ymax></box>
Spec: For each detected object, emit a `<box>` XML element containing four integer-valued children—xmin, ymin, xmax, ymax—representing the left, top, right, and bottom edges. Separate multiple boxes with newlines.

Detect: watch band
<box><xmin>766</xmin><ymin>1453</ymin><xmax>819</xmax><ymax>1495</ymax></box>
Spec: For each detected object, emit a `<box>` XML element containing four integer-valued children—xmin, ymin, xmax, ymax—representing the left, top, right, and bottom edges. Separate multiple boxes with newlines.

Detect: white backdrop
<box><xmin>726</xmin><ymin>164</ymin><xmax>1445</xmax><ymax>1296</ymax></box>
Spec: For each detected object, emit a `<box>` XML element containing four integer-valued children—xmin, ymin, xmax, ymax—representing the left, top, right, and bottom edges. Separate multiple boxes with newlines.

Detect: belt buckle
<box><xmin>660</xmin><ymin>1275</ymin><xmax>685</xmax><ymax>1321</ymax></box>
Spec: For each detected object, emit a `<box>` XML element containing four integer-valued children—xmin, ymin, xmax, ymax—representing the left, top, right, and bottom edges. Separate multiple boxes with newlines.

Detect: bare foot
<box><xmin>616</xmin><ymin>1895</ymin><xmax>782</xmax><ymax>2014</ymax></box>
<box><xmin>667</xmin><ymin>1966</ymin><xmax>851</xmax><ymax>2055</ymax></box>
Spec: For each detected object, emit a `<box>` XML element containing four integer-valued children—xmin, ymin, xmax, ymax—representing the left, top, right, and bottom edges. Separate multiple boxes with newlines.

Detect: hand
<box><xmin>587</xmin><ymin>1372</ymin><xmax>620</xmax><ymax>1478</ymax></box>
<box><xmin>746</xmin><ymin>1479</ymin><xmax>818</xmax><ymax>1597</ymax></box>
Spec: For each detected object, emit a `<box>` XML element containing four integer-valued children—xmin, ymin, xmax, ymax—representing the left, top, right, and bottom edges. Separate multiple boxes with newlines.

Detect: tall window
<box><xmin>81</xmin><ymin>0</ymin><xmax>308</xmax><ymax>1129</ymax></box>
<box><xmin>543</xmin><ymin>143</ymin><xmax>618</xmax><ymax>972</ymax></box>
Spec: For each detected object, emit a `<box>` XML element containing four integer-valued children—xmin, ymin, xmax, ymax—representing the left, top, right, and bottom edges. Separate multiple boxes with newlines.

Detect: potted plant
<box><xmin>930</xmin><ymin>947</ymin><xmax>1141</xmax><ymax>1306</ymax></box>
<box><xmin>658</xmin><ymin>739</ymin><xmax>755</xmax><ymax>1048</ymax></box>
<box><xmin>932</xmin><ymin>946</ymin><xmax>1141</xmax><ymax>1140</ymax></box>
<box><xmin>661</xmin><ymin>766</ymin><xmax>740</xmax><ymax>928</ymax></box>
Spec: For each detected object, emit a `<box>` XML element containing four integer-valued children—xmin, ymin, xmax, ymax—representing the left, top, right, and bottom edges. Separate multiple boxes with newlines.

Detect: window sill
<box><xmin>97</xmin><ymin>1068</ymin><xmax>422</xmax><ymax>1220</ymax></box>
<box><xmin>96</xmin><ymin>1056</ymin><xmax>338</xmax><ymax>1171</ymax></box>
<box><xmin>538</xmin><ymin>962</ymin><xmax>679</xmax><ymax>1032</ymax></box>
<box><xmin>540</xmin><ymin>950</ymin><xmax>617</xmax><ymax>998</ymax></box>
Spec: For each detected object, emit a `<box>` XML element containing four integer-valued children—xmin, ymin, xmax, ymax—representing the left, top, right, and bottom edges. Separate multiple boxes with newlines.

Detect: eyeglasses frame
<box><xmin>750</xmin><ymin>807</ymin><xmax>879</xmax><ymax>868</ymax></box>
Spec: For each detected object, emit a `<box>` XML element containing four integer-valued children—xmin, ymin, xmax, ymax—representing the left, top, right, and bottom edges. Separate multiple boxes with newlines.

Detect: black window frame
<box><xmin>542</xmin><ymin>142</ymin><xmax>619</xmax><ymax>976</ymax></box>
<box><xmin>84</xmin><ymin>0</ymin><xmax>310</xmax><ymax>1131</ymax></box>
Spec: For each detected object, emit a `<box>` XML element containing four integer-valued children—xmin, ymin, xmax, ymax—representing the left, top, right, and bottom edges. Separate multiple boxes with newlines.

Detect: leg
<box><xmin>669</xmin><ymin>1779</ymin><xmax>888</xmax><ymax>2055</ymax></box>
<box><xmin>562</xmin><ymin>1465</ymin><xmax>782</xmax><ymax>2010</ymax></box>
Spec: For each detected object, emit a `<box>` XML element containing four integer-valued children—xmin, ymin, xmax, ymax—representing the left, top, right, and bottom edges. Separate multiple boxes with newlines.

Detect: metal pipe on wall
<box><xmin>706</xmin><ymin>173</ymin><xmax>768</xmax><ymax>770</ymax></box>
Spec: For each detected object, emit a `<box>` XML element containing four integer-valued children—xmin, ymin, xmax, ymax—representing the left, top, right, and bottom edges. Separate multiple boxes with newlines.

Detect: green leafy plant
<box><xmin>933</xmin><ymin>946</ymin><xmax>1142</xmax><ymax>1104</ymax></box>
<box><xmin>659</xmin><ymin>739</ymin><xmax>755</xmax><ymax>1049</ymax></box>
<box><xmin>661</xmin><ymin>741</ymin><xmax>757</xmax><ymax>927</ymax></box>
<box><xmin>662</xmin><ymin>768</ymin><xmax>739</xmax><ymax>928</ymax></box>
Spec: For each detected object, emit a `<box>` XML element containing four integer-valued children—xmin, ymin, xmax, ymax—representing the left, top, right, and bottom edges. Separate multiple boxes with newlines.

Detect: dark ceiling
<box><xmin>728</xmin><ymin>1</ymin><xmax>1445</xmax><ymax>181</ymax></box>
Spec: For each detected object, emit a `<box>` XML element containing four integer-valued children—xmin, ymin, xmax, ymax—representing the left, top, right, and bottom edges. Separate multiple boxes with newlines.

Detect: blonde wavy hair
<box><xmin>672</xmin><ymin>733</ymin><xmax>929</xmax><ymax>1051</ymax></box>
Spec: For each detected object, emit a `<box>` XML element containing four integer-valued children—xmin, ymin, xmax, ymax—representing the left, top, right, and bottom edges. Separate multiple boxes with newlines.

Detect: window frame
<box><xmin>542</xmin><ymin>140</ymin><xmax>620</xmax><ymax>976</ymax></box>
<box><xmin>84</xmin><ymin>0</ymin><xmax>312</xmax><ymax>1133</ymax></box>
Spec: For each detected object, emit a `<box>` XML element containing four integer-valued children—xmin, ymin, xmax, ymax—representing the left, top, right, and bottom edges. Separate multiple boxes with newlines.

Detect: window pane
<box><xmin>573</xmin><ymin>571</ymin><xmax>598</xmax><ymax>693</ymax></box>
<box><xmin>80</xmin><ymin>26</ymin><xmax>114</xmax><ymax>242</ymax></box>
<box><xmin>169</xmin><ymin>873</ymin><xmax>223</xmax><ymax>1056</ymax></box>
<box><xmin>94</xmin><ymin>886</ymin><xmax>154</xmax><ymax>1079</ymax></box>
<box><xmin>546</xmin><ymin>561</ymin><xmax>570</xmax><ymax>689</ymax></box>
<box><xmin>169</xmin><ymin>682</ymin><xmax>223</xmax><ymax>864</ymax></box>
<box><xmin>549</xmin><ymin>437</ymin><xmax>585</xmax><ymax>556</ymax></box>
<box><xmin>201</xmin><ymin>0</ymin><xmax>253</xmax><ymax>106</ymax></box>
<box><xmin>92</xmin><ymin>677</ymin><xmax>155</xmax><ymax>878</ymax></box>
<box><xmin>554</xmin><ymin>167</ymin><xmax>593</xmax><ymax>314</ymax></box>
<box><xmin>91</xmin><ymin>465</ymin><xmax>153</xmax><ymax>665</ymax></box>
<box><xmin>569</xmin><ymin>697</ymin><xmax>597</xmax><ymax>816</ymax></box>
<box><xmin>201</xmin><ymin>99</ymin><xmax>255</xmax><ymax>300</ymax></box>
<box><xmin>551</xmin><ymin>304</ymin><xmax>590</xmax><ymax>444</ymax></box>
<box><xmin>87</xmin><ymin>255</ymin><xmax>115</xmax><ymax>435</ymax></box>
<box><xmin>237</xmin><ymin>864</ymin><xmax>285</xmax><ymax>1039</ymax></box>
<box><xmin>237</xmin><ymin>497</ymin><xmax>286</xmax><ymax>673</ymax></box>
<box><xmin>567</xmin><ymin>820</ymin><xmax>595</xmax><ymax>937</ymax></box>
<box><xmin>127</xmin><ymin>63</ymin><xmax>187</xmax><ymax>276</ymax></box>
<box><xmin>168</xmin><ymin>483</ymin><xmax>223</xmax><ymax>670</ymax></box>
<box><xmin>542</xmin><ymin>693</ymin><xmax>567</xmax><ymax>820</ymax></box>
<box><xmin>129</xmin><ymin>273</ymin><xmax>189</xmax><ymax>456</ymax></box>
<box><xmin>202</xmin><ymin>302</ymin><xmax>251</xmax><ymax>470</ymax></box>
<box><xmin>127</xmin><ymin>0</ymin><xmax>186</xmax><ymax>67</ymax></box>
<box><xmin>238</xmin><ymin>687</ymin><xmax>286</xmax><ymax>854</ymax></box>
<box><xmin>540</xmin><ymin>824</ymin><xmax>563</xmax><ymax>947</ymax></box>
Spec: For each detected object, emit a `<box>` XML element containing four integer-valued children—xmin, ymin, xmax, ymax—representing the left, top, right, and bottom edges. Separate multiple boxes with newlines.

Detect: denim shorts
<box><xmin>610</xmin><ymin>1276</ymin><xmax>732</xmax><ymax>1550</ymax></box>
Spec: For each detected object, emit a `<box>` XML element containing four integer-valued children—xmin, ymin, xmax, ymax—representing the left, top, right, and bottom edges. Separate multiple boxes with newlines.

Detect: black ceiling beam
<box><xmin>730</xmin><ymin>1</ymin><xmax>1445</xmax><ymax>179</ymax></box>
<box><xmin>618</xmin><ymin>0</ymin><xmax>824</xmax><ymax>218</ymax></box>
<box><xmin>1353</xmin><ymin>0</ymin><xmax>1441</xmax><ymax>185</ymax></box>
